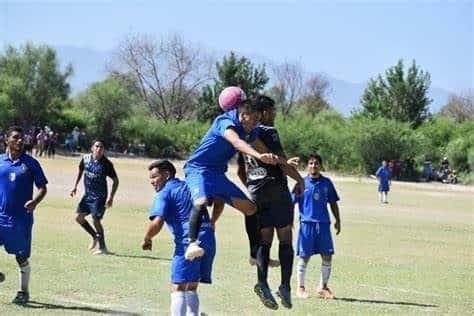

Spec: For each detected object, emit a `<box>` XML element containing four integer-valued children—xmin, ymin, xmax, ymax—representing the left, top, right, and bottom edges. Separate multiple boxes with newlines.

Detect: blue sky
<box><xmin>0</xmin><ymin>0</ymin><xmax>472</xmax><ymax>92</ymax></box>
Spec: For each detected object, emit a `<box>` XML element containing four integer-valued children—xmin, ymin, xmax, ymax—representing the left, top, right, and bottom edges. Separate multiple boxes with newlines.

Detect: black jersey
<box><xmin>79</xmin><ymin>154</ymin><xmax>117</xmax><ymax>200</ymax></box>
<box><xmin>242</xmin><ymin>125</ymin><xmax>286</xmax><ymax>193</ymax></box>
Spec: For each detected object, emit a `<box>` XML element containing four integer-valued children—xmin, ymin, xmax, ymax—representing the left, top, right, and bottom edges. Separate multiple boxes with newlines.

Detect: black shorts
<box><xmin>251</xmin><ymin>181</ymin><xmax>294</xmax><ymax>229</ymax></box>
<box><xmin>77</xmin><ymin>196</ymin><xmax>106</xmax><ymax>220</ymax></box>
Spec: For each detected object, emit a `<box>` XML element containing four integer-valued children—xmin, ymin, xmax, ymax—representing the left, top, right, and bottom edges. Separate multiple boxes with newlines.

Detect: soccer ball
<box><xmin>218</xmin><ymin>86</ymin><xmax>246</xmax><ymax>111</ymax></box>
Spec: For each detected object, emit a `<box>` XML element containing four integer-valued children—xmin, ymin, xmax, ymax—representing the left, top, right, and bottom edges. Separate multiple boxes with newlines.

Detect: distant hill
<box><xmin>55</xmin><ymin>45</ymin><xmax>452</xmax><ymax>115</ymax></box>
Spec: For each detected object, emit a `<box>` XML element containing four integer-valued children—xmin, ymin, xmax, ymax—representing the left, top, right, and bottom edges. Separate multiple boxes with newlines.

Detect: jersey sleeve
<box><xmin>29</xmin><ymin>159</ymin><xmax>48</xmax><ymax>188</ymax></box>
<box><xmin>215</xmin><ymin>116</ymin><xmax>236</xmax><ymax>137</ymax></box>
<box><xmin>262</xmin><ymin>128</ymin><xmax>283</xmax><ymax>153</ymax></box>
<box><xmin>326</xmin><ymin>179</ymin><xmax>340</xmax><ymax>203</ymax></box>
<box><xmin>375</xmin><ymin>167</ymin><xmax>381</xmax><ymax>177</ymax></box>
<box><xmin>106</xmin><ymin>160</ymin><xmax>118</xmax><ymax>178</ymax></box>
<box><xmin>149</xmin><ymin>191</ymin><xmax>169</xmax><ymax>220</ymax></box>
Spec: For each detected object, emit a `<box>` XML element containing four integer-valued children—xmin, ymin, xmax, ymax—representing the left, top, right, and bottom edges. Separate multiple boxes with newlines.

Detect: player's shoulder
<box><xmin>20</xmin><ymin>153</ymin><xmax>41</xmax><ymax>165</ymax></box>
<box><xmin>82</xmin><ymin>153</ymin><xmax>92</xmax><ymax>163</ymax></box>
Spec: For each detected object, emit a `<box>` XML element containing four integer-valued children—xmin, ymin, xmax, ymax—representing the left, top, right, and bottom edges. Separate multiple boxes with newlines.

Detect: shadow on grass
<box><xmin>24</xmin><ymin>300</ymin><xmax>142</xmax><ymax>315</ymax></box>
<box><xmin>107</xmin><ymin>252</ymin><xmax>172</xmax><ymax>261</ymax></box>
<box><xmin>336</xmin><ymin>297</ymin><xmax>438</xmax><ymax>308</ymax></box>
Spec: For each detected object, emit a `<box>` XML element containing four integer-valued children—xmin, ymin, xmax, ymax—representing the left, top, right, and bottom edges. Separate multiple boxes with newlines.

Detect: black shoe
<box><xmin>276</xmin><ymin>285</ymin><xmax>292</xmax><ymax>309</ymax></box>
<box><xmin>0</xmin><ymin>272</ymin><xmax>5</xmax><ymax>283</ymax></box>
<box><xmin>254</xmin><ymin>283</ymin><xmax>278</xmax><ymax>310</ymax></box>
<box><xmin>12</xmin><ymin>291</ymin><xmax>29</xmax><ymax>305</ymax></box>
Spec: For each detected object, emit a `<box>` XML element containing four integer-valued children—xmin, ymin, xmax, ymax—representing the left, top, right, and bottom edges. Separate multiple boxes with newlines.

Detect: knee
<box><xmin>16</xmin><ymin>257</ymin><xmax>28</xmax><ymax>266</ymax></box>
<box><xmin>93</xmin><ymin>218</ymin><xmax>101</xmax><ymax>226</ymax></box>
<box><xmin>321</xmin><ymin>255</ymin><xmax>332</xmax><ymax>263</ymax></box>
<box><xmin>75</xmin><ymin>214</ymin><xmax>85</xmax><ymax>224</ymax></box>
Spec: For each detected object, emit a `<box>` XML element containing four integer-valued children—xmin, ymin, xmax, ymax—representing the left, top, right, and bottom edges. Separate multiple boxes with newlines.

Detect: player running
<box><xmin>0</xmin><ymin>126</ymin><xmax>48</xmax><ymax>304</ymax></box>
<box><xmin>142</xmin><ymin>160</ymin><xmax>216</xmax><ymax>316</ymax></box>
<box><xmin>294</xmin><ymin>153</ymin><xmax>341</xmax><ymax>299</ymax></box>
<box><xmin>70</xmin><ymin>140</ymin><xmax>119</xmax><ymax>254</ymax></box>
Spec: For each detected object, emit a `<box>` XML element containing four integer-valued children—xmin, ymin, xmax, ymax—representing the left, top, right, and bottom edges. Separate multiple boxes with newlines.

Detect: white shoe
<box><xmin>296</xmin><ymin>287</ymin><xmax>309</xmax><ymax>299</ymax></box>
<box><xmin>185</xmin><ymin>242</ymin><xmax>205</xmax><ymax>260</ymax></box>
<box><xmin>92</xmin><ymin>248</ymin><xmax>110</xmax><ymax>255</ymax></box>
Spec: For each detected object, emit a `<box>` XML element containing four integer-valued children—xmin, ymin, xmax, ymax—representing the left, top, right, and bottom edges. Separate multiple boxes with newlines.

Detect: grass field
<box><xmin>0</xmin><ymin>156</ymin><xmax>473</xmax><ymax>315</ymax></box>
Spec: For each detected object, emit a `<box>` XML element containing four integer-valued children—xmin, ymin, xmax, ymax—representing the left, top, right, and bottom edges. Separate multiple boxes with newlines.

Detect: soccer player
<box><xmin>143</xmin><ymin>160</ymin><xmax>216</xmax><ymax>316</ymax></box>
<box><xmin>184</xmin><ymin>98</ymin><xmax>280</xmax><ymax>260</ymax></box>
<box><xmin>294</xmin><ymin>153</ymin><xmax>341</xmax><ymax>299</ymax></box>
<box><xmin>70</xmin><ymin>140</ymin><xmax>119</xmax><ymax>254</ymax></box>
<box><xmin>237</xmin><ymin>95</ymin><xmax>305</xmax><ymax>310</ymax></box>
<box><xmin>0</xmin><ymin>126</ymin><xmax>48</xmax><ymax>304</ymax></box>
<box><xmin>375</xmin><ymin>160</ymin><xmax>391</xmax><ymax>203</ymax></box>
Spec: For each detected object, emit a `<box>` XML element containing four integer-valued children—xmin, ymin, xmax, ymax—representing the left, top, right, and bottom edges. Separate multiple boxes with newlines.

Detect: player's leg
<box><xmin>317</xmin><ymin>223</ymin><xmax>335</xmax><ymax>299</ymax></box>
<box><xmin>171</xmin><ymin>250</ymin><xmax>201</xmax><ymax>315</ymax></box>
<box><xmin>275</xmin><ymin>225</ymin><xmax>294</xmax><ymax>308</ymax></box>
<box><xmin>170</xmin><ymin>283</ymin><xmax>187</xmax><ymax>316</ymax></box>
<box><xmin>296</xmin><ymin>256</ymin><xmax>310</xmax><ymax>298</ymax></box>
<box><xmin>91</xmin><ymin>199</ymin><xmax>108</xmax><ymax>254</ymax></box>
<box><xmin>296</xmin><ymin>222</ymin><xmax>315</xmax><ymax>299</ymax></box>
<box><xmin>13</xmin><ymin>256</ymin><xmax>30</xmax><ymax>304</ymax></box>
<box><xmin>383</xmin><ymin>191</ymin><xmax>388</xmax><ymax>203</ymax></box>
<box><xmin>76</xmin><ymin>198</ymin><xmax>98</xmax><ymax>249</ymax></box>
<box><xmin>184</xmin><ymin>283</ymin><xmax>200</xmax><ymax>316</ymax></box>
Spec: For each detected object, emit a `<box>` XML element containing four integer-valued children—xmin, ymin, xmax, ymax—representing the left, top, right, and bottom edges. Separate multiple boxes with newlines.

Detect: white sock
<box><xmin>170</xmin><ymin>291</ymin><xmax>186</xmax><ymax>316</ymax></box>
<box><xmin>185</xmin><ymin>291</ymin><xmax>199</xmax><ymax>316</ymax></box>
<box><xmin>19</xmin><ymin>262</ymin><xmax>30</xmax><ymax>293</ymax></box>
<box><xmin>383</xmin><ymin>192</ymin><xmax>388</xmax><ymax>203</ymax></box>
<box><xmin>378</xmin><ymin>192</ymin><xmax>383</xmax><ymax>202</ymax></box>
<box><xmin>297</xmin><ymin>258</ymin><xmax>309</xmax><ymax>288</ymax></box>
<box><xmin>320</xmin><ymin>259</ymin><xmax>331</xmax><ymax>289</ymax></box>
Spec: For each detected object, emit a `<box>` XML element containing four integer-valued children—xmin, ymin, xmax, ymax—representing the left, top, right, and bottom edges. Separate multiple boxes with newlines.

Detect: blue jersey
<box><xmin>185</xmin><ymin>109</ymin><xmax>259</xmax><ymax>173</ymax></box>
<box><xmin>0</xmin><ymin>153</ymin><xmax>48</xmax><ymax>227</ymax></box>
<box><xmin>149</xmin><ymin>178</ymin><xmax>212</xmax><ymax>252</ymax></box>
<box><xmin>293</xmin><ymin>175</ymin><xmax>339</xmax><ymax>223</ymax></box>
<box><xmin>375</xmin><ymin>166</ymin><xmax>391</xmax><ymax>191</ymax></box>
<box><xmin>80</xmin><ymin>154</ymin><xmax>117</xmax><ymax>200</ymax></box>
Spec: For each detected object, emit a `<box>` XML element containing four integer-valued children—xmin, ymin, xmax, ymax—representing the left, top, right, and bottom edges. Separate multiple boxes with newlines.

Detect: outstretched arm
<box><xmin>142</xmin><ymin>216</ymin><xmax>165</xmax><ymax>250</ymax></box>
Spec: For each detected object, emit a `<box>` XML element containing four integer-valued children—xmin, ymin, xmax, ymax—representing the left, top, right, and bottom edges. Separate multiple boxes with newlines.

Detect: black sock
<box><xmin>80</xmin><ymin>221</ymin><xmax>97</xmax><ymax>239</ymax></box>
<box><xmin>257</xmin><ymin>242</ymin><xmax>270</xmax><ymax>285</ymax></box>
<box><xmin>96</xmin><ymin>232</ymin><xmax>106</xmax><ymax>249</ymax></box>
<box><xmin>188</xmin><ymin>204</ymin><xmax>205</xmax><ymax>242</ymax></box>
<box><xmin>279</xmin><ymin>241</ymin><xmax>294</xmax><ymax>289</ymax></box>
<box><xmin>245</xmin><ymin>213</ymin><xmax>260</xmax><ymax>258</ymax></box>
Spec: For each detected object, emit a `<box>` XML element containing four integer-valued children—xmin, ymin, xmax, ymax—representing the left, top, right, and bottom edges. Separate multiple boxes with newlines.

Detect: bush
<box><xmin>445</xmin><ymin>134</ymin><xmax>474</xmax><ymax>173</ymax></box>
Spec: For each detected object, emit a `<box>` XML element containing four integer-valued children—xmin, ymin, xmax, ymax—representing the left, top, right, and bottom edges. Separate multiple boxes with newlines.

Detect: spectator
<box><xmin>72</xmin><ymin>127</ymin><xmax>81</xmax><ymax>152</ymax></box>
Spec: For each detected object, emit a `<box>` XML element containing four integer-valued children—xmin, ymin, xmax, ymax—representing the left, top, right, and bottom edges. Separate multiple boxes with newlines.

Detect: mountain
<box><xmin>55</xmin><ymin>45</ymin><xmax>452</xmax><ymax>115</ymax></box>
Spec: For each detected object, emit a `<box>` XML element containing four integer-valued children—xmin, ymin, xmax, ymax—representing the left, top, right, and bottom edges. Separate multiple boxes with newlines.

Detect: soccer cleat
<box><xmin>92</xmin><ymin>248</ymin><xmax>110</xmax><ymax>255</ymax></box>
<box><xmin>185</xmin><ymin>242</ymin><xmax>205</xmax><ymax>260</ymax></box>
<box><xmin>88</xmin><ymin>238</ymin><xmax>98</xmax><ymax>251</ymax></box>
<box><xmin>317</xmin><ymin>287</ymin><xmax>335</xmax><ymax>299</ymax></box>
<box><xmin>254</xmin><ymin>283</ymin><xmax>278</xmax><ymax>310</ymax></box>
<box><xmin>249</xmin><ymin>257</ymin><xmax>280</xmax><ymax>268</ymax></box>
<box><xmin>276</xmin><ymin>285</ymin><xmax>292</xmax><ymax>309</ymax></box>
<box><xmin>12</xmin><ymin>291</ymin><xmax>29</xmax><ymax>305</ymax></box>
<box><xmin>296</xmin><ymin>287</ymin><xmax>309</xmax><ymax>299</ymax></box>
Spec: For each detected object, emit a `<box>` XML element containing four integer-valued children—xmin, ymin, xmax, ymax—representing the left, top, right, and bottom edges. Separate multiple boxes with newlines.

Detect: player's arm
<box><xmin>223</xmin><ymin>128</ymin><xmax>278</xmax><ymax>165</ymax></box>
<box><xmin>210</xmin><ymin>199</ymin><xmax>225</xmax><ymax>231</ymax></box>
<box><xmin>142</xmin><ymin>216</ymin><xmax>165</xmax><ymax>251</ymax></box>
<box><xmin>237</xmin><ymin>153</ymin><xmax>247</xmax><ymax>185</ymax></box>
<box><xmin>25</xmin><ymin>184</ymin><xmax>47</xmax><ymax>212</ymax></box>
<box><xmin>106</xmin><ymin>176</ymin><xmax>119</xmax><ymax>208</ymax></box>
<box><xmin>329</xmin><ymin>202</ymin><xmax>341</xmax><ymax>235</ymax></box>
<box><xmin>70</xmin><ymin>161</ymin><xmax>84</xmax><ymax>197</ymax></box>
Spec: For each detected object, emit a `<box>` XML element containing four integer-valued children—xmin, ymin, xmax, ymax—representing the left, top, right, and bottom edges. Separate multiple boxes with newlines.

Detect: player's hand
<box><xmin>258</xmin><ymin>153</ymin><xmax>279</xmax><ymax>165</ymax></box>
<box><xmin>142</xmin><ymin>238</ymin><xmax>152</xmax><ymax>251</ymax></box>
<box><xmin>287</xmin><ymin>156</ymin><xmax>300</xmax><ymax>168</ymax></box>
<box><xmin>334</xmin><ymin>221</ymin><xmax>341</xmax><ymax>235</ymax></box>
<box><xmin>106</xmin><ymin>198</ymin><xmax>114</xmax><ymax>208</ymax></box>
<box><xmin>70</xmin><ymin>188</ymin><xmax>77</xmax><ymax>197</ymax></box>
<box><xmin>24</xmin><ymin>200</ymin><xmax>38</xmax><ymax>213</ymax></box>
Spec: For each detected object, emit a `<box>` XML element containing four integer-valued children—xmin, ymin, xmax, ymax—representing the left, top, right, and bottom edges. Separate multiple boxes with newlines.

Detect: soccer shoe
<box><xmin>88</xmin><ymin>238</ymin><xmax>98</xmax><ymax>251</ymax></box>
<box><xmin>254</xmin><ymin>283</ymin><xmax>278</xmax><ymax>310</ymax></box>
<box><xmin>249</xmin><ymin>257</ymin><xmax>280</xmax><ymax>268</ymax></box>
<box><xmin>92</xmin><ymin>248</ymin><xmax>110</xmax><ymax>255</ymax></box>
<box><xmin>185</xmin><ymin>242</ymin><xmax>205</xmax><ymax>260</ymax></box>
<box><xmin>317</xmin><ymin>287</ymin><xmax>335</xmax><ymax>299</ymax></box>
<box><xmin>296</xmin><ymin>287</ymin><xmax>309</xmax><ymax>299</ymax></box>
<box><xmin>276</xmin><ymin>285</ymin><xmax>292</xmax><ymax>309</ymax></box>
<box><xmin>0</xmin><ymin>272</ymin><xmax>5</xmax><ymax>283</ymax></box>
<box><xmin>12</xmin><ymin>291</ymin><xmax>29</xmax><ymax>305</ymax></box>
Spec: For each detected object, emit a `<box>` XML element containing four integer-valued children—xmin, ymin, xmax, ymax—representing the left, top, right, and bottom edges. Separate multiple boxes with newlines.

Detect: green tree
<box><xmin>74</xmin><ymin>77</ymin><xmax>133</xmax><ymax>146</ymax></box>
<box><xmin>360</xmin><ymin>59</ymin><xmax>432</xmax><ymax>128</ymax></box>
<box><xmin>197</xmin><ymin>51</ymin><xmax>269</xmax><ymax>121</ymax></box>
<box><xmin>0</xmin><ymin>43</ymin><xmax>72</xmax><ymax>127</ymax></box>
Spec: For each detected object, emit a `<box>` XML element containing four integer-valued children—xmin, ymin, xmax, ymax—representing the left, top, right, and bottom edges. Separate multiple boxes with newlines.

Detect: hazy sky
<box><xmin>1</xmin><ymin>0</ymin><xmax>472</xmax><ymax>92</ymax></box>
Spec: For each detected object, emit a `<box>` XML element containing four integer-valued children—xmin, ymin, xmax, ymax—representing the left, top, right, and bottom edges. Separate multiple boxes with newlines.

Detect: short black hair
<box><xmin>308</xmin><ymin>153</ymin><xmax>323</xmax><ymax>165</ymax></box>
<box><xmin>239</xmin><ymin>98</ymin><xmax>263</xmax><ymax>113</ymax></box>
<box><xmin>148</xmin><ymin>159</ymin><xmax>176</xmax><ymax>176</ymax></box>
<box><xmin>7</xmin><ymin>126</ymin><xmax>23</xmax><ymax>137</ymax></box>
<box><xmin>91</xmin><ymin>139</ymin><xmax>105</xmax><ymax>147</ymax></box>
<box><xmin>256</xmin><ymin>95</ymin><xmax>275</xmax><ymax>109</ymax></box>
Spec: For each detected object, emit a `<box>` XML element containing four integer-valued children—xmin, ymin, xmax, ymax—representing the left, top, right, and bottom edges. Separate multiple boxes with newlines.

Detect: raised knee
<box><xmin>75</xmin><ymin>214</ymin><xmax>85</xmax><ymax>224</ymax></box>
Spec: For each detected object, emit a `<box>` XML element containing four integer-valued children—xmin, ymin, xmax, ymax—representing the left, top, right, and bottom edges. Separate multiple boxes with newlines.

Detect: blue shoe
<box><xmin>254</xmin><ymin>283</ymin><xmax>278</xmax><ymax>310</ymax></box>
<box><xmin>276</xmin><ymin>285</ymin><xmax>292</xmax><ymax>309</ymax></box>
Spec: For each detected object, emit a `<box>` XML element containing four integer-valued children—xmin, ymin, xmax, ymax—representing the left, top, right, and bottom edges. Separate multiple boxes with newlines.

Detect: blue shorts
<box><xmin>172</xmin><ymin>228</ymin><xmax>216</xmax><ymax>284</ymax></box>
<box><xmin>184</xmin><ymin>168</ymin><xmax>249</xmax><ymax>206</ymax></box>
<box><xmin>77</xmin><ymin>196</ymin><xmax>106</xmax><ymax>220</ymax></box>
<box><xmin>378</xmin><ymin>182</ymin><xmax>390</xmax><ymax>192</ymax></box>
<box><xmin>0</xmin><ymin>222</ymin><xmax>33</xmax><ymax>258</ymax></box>
<box><xmin>296</xmin><ymin>222</ymin><xmax>334</xmax><ymax>257</ymax></box>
